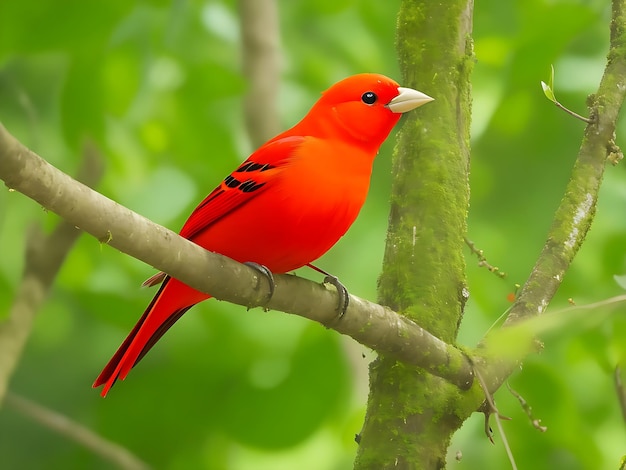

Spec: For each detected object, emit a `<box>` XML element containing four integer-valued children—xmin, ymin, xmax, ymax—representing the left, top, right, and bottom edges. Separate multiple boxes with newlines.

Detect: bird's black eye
<box><xmin>361</xmin><ymin>91</ymin><xmax>377</xmax><ymax>105</ymax></box>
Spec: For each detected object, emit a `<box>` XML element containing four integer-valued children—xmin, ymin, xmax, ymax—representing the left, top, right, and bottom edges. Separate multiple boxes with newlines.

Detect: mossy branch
<box><xmin>475</xmin><ymin>0</ymin><xmax>626</xmax><ymax>393</ymax></box>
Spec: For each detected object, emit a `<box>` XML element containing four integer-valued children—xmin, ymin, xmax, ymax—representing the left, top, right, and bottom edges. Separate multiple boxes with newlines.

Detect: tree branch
<box><xmin>5</xmin><ymin>392</ymin><xmax>150</xmax><ymax>470</ymax></box>
<box><xmin>238</xmin><ymin>0</ymin><xmax>281</xmax><ymax>147</ymax></box>
<box><xmin>0</xmin><ymin>123</ymin><xmax>474</xmax><ymax>391</ymax></box>
<box><xmin>0</xmin><ymin>142</ymin><xmax>103</xmax><ymax>405</ymax></box>
<box><xmin>477</xmin><ymin>0</ymin><xmax>626</xmax><ymax>392</ymax></box>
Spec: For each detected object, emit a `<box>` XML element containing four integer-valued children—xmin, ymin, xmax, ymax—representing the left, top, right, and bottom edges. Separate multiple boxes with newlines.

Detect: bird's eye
<box><xmin>361</xmin><ymin>91</ymin><xmax>377</xmax><ymax>105</ymax></box>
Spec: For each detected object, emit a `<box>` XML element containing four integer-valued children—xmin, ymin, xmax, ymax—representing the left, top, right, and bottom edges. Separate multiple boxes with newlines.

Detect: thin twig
<box><xmin>464</xmin><ymin>236</ymin><xmax>507</xmax><ymax>278</ymax></box>
<box><xmin>541</xmin><ymin>68</ymin><xmax>592</xmax><ymax>124</ymax></box>
<box><xmin>492</xmin><ymin>408</ymin><xmax>518</xmax><ymax>470</ymax></box>
<box><xmin>474</xmin><ymin>367</ymin><xmax>517</xmax><ymax>470</ymax></box>
<box><xmin>506</xmin><ymin>382</ymin><xmax>547</xmax><ymax>432</ymax></box>
<box><xmin>551</xmin><ymin>99</ymin><xmax>592</xmax><ymax>123</ymax></box>
<box><xmin>5</xmin><ymin>392</ymin><xmax>150</xmax><ymax>470</ymax></box>
<box><xmin>474</xmin><ymin>366</ymin><xmax>512</xmax><ymax>424</ymax></box>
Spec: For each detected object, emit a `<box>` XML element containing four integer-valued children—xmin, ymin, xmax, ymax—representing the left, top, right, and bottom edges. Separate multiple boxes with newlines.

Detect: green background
<box><xmin>1</xmin><ymin>0</ymin><xmax>625</xmax><ymax>468</ymax></box>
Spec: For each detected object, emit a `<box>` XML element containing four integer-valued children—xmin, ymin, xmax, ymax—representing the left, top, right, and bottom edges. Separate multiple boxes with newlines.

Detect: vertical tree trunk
<box><xmin>354</xmin><ymin>1</ymin><xmax>474</xmax><ymax>468</ymax></box>
<box><xmin>238</xmin><ymin>0</ymin><xmax>281</xmax><ymax>147</ymax></box>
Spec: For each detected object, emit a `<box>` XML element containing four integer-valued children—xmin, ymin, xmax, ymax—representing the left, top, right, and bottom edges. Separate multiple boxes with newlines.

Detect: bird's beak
<box><xmin>386</xmin><ymin>87</ymin><xmax>434</xmax><ymax>113</ymax></box>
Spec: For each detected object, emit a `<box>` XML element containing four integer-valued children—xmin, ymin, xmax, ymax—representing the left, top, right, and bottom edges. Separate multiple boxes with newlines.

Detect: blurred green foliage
<box><xmin>0</xmin><ymin>0</ymin><xmax>625</xmax><ymax>469</ymax></box>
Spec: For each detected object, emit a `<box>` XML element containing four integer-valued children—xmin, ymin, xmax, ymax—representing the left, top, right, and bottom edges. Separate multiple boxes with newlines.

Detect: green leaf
<box><xmin>541</xmin><ymin>65</ymin><xmax>557</xmax><ymax>102</ymax></box>
<box><xmin>541</xmin><ymin>80</ymin><xmax>555</xmax><ymax>102</ymax></box>
<box><xmin>614</xmin><ymin>274</ymin><xmax>626</xmax><ymax>290</ymax></box>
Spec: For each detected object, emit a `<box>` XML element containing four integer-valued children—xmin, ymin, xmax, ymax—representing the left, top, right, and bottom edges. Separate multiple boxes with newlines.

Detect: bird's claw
<box><xmin>323</xmin><ymin>274</ymin><xmax>350</xmax><ymax>318</ymax></box>
<box><xmin>244</xmin><ymin>262</ymin><xmax>275</xmax><ymax>307</ymax></box>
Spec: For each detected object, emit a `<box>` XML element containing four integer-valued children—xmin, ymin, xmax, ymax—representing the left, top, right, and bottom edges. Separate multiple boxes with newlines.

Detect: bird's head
<box><xmin>309</xmin><ymin>73</ymin><xmax>433</xmax><ymax>149</ymax></box>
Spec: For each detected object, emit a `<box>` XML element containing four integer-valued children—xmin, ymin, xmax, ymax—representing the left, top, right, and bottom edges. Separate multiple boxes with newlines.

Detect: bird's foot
<box><xmin>244</xmin><ymin>262</ymin><xmax>275</xmax><ymax>308</ymax></box>
<box><xmin>306</xmin><ymin>264</ymin><xmax>350</xmax><ymax>319</ymax></box>
<box><xmin>323</xmin><ymin>274</ymin><xmax>350</xmax><ymax>319</ymax></box>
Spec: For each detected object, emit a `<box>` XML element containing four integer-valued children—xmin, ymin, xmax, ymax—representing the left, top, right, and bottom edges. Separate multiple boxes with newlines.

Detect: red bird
<box><xmin>93</xmin><ymin>73</ymin><xmax>433</xmax><ymax>396</ymax></box>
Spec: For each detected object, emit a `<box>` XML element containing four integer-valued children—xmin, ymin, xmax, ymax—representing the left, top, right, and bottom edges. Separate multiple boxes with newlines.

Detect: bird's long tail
<box><xmin>93</xmin><ymin>277</ymin><xmax>210</xmax><ymax>397</ymax></box>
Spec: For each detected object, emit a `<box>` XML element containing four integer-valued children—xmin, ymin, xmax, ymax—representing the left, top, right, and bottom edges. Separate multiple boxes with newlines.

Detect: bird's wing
<box><xmin>179</xmin><ymin>135</ymin><xmax>304</xmax><ymax>240</ymax></box>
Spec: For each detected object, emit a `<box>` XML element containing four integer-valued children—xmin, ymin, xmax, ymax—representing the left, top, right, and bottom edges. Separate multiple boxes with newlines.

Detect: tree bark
<box><xmin>354</xmin><ymin>1</ymin><xmax>474</xmax><ymax>468</ymax></box>
<box><xmin>238</xmin><ymin>0</ymin><xmax>281</xmax><ymax>147</ymax></box>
